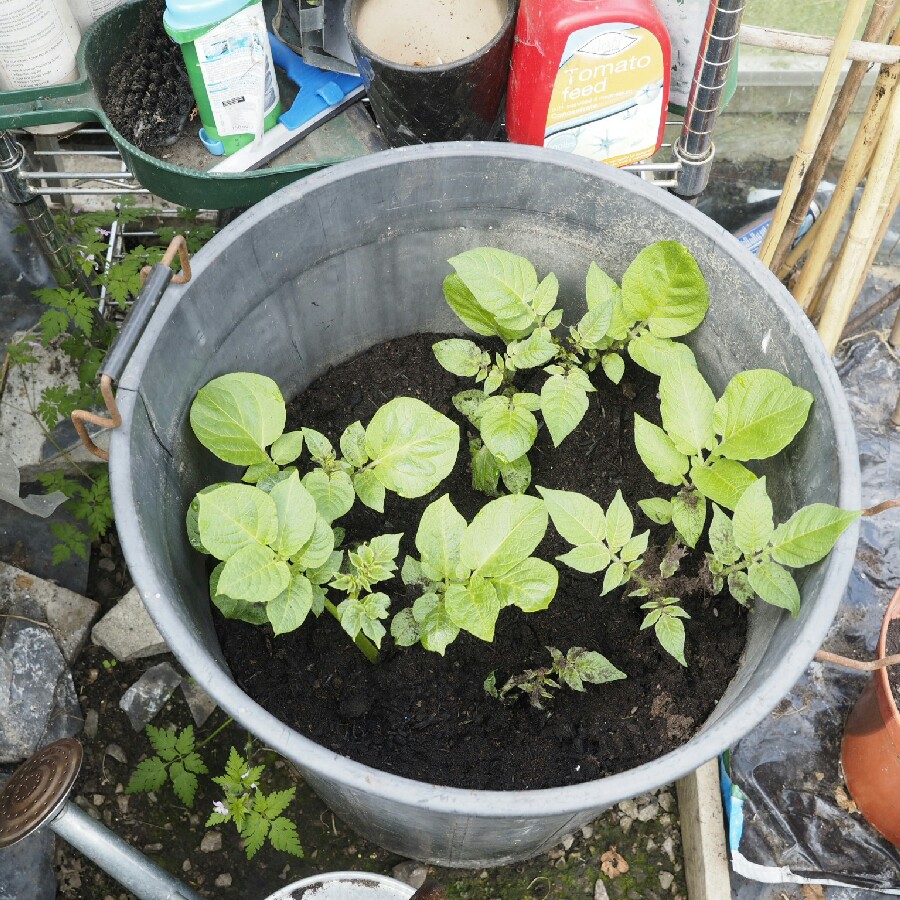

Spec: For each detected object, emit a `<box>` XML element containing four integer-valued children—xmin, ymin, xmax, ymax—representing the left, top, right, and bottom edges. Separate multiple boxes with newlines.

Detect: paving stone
<box><xmin>0</xmin><ymin>562</ymin><xmax>99</xmax><ymax>664</ymax></box>
<box><xmin>92</xmin><ymin>587</ymin><xmax>169</xmax><ymax>661</ymax></box>
<box><xmin>392</xmin><ymin>861</ymin><xmax>428</xmax><ymax>889</ymax></box>
<box><xmin>0</xmin><ymin>767</ymin><xmax>56</xmax><ymax>900</ymax></box>
<box><xmin>0</xmin><ymin>608</ymin><xmax>82</xmax><ymax>763</ymax></box>
<box><xmin>180</xmin><ymin>679</ymin><xmax>217</xmax><ymax>727</ymax></box>
<box><xmin>119</xmin><ymin>662</ymin><xmax>182</xmax><ymax>732</ymax></box>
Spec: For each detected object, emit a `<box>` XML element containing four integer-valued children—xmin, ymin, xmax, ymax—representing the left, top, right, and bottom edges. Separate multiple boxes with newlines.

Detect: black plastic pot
<box><xmin>344</xmin><ymin>0</ymin><xmax>516</xmax><ymax>145</ymax></box>
<box><xmin>109</xmin><ymin>144</ymin><xmax>860</xmax><ymax>867</ymax></box>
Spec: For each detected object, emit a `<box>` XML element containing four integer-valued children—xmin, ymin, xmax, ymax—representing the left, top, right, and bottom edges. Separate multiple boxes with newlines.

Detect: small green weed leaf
<box><xmin>174</xmin><ymin>726</ymin><xmax>195</xmax><ymax>757</ymax></box>
<box><xmin>267</xmin><ymin>574</ymin><xmax>314</xmax><ymax>635</ymax></box>
<box><xmin>492</xmin><ymin>557</ymin><xmax>558</xmax><ymax>612</ymax></box>
<box><xmin>340</xmin><ymin>421</ymin><xmax>368</xmax><ymax>468</ymax></box>
<box><xmin>689</xmin><ymin>458</ymin><xmax>756</xmax><ymax>511</ymax></box>
<box><xmin>365</xmin><ymin>397</ymin><xmax>459</xmax><ymax>498</ymax></box>
<box><xmin>169</xmin><ymin>761</ymin><xmax>199</xmax><ymax>807</ymax></box>
<box><xmin>209</xmin><ymin>564</ymin><xmax>269</xmax><ymax>625</ymax></box>
<box><xmin>541</xmin><ymin>373</ymin><xmax>590</xmax><ymax>447</ymax></box>
<box><xmin>537</xmin><ymin>487</ymin><xmax>606</xmax><ymax>546</ymax></box>
<box><xmin>655</xmin><ymin>614</ymin><xmax>687</xmax><ymax>666</ymax></box>
<box><xmin>433</xmin><ymin>338</ymin><xmax>486</xmax><ymax>377</ymax></box>
<box><xmin>728</xmin><ymin>571</ymin><xmax>755</xmax><ymax>604</ymax></box>
<box><xmin>601</xmin><ymin>352</ymin><xmax>625</xmax><ymax>385</ymax></box>
<box><xmin>713</xmin><ymin>370</ymin><xmax>814</xmax><ymax>462</ymax></box>
<box><xmin>146</xmin><ymin>724</ymin><xmax>178</xmax><ymax>760</ymax></box>
<box><xmin>769</xmin><ymin>504</ymin><xmax>860</xmax><ymax>568</ymax></box>
<box><xmin>732</xmin><ymin>477</ymin><xmax>774</xmax><ymax>555</ymax></box>
<box><xmin>302</xmin><ymin>469</ymin><xmax>354</xmax><ymax>524</ymax></box>
<box><xmin>576</xmin><ymin>306</ymin><xmax>613</xmax><ymax>348</ymax></box>
<box><xmin>290</xmin><ymin>516</ymin><xmax>335</xmax><ymax>570</ymax></box>
<box><xmin>499</xmin><ymin>453</ymin><xmax>532</xmax><ymax>494</ymax></box>
<box><xmin>470</xmin><ymin>438</ymin><xmax>501</xmax><ymax>496</ymax></box>
<box><xmin>190</xmin><ymin>373</ymin><xmax>286</xmax><ymax>465</ymax></box>
<box><xmin>507</xmin><ymin>328</ymin><xmax>557</xmax><ymax>369</ymax></box>
<box><xmin>586</xmin><ymin>261</ymin><xmax>621</xmax><ymax>312</ymax></box>
<box><xmin>606</xmin><ymin>490</ymin><xmax>634</xmax><ymax>549</ymax></box>
<box><xmin>620</xmin><ymin>531</ymin><xmax>649</xmax><ymax>562</ymax></box>
<box><xmin>532</xmin><ymin>272</ymin><xmax>559</xmax><ymax>315</ymax></box>
<box><xmin>241</xmin><ymin>811</ymin><xmax>269</xmax><ymax>860</ymax></box>
<box><xmin>243</xmin><ymin>462</ymin><xmax>279</xmax><ymax>484</ymax></box>
<box><xmin>671</xmin><ymin>490</ymin><xmax>707</xmax><ymax>548</ymax></box>
<box><xmin>270</xmin><ymin>431</ymin><xmax>304</xmax><ymax>466</ymax></box>
<box><xmin>659</xmin><ymin>360</ymin><xmax>716</xmax><ymax>455</ymax></box>
<box><xmin>461</xmin><ymin>494</ymin><xmax>548</xmax><ymax>578</ymax></box>
<box><xmin>269</xmin><ymin>817</ymin><xmax>303</xmax><ymax>857</ymax></box>
<box><xmin>353</xmin><ymin>469</ymin><xmax>385</xmax><ymax>512</ymax></box>
<box><xmin>126</xmin><ymin>756</ymin><xmax>167</xmax><ymax>794</ymax></box>
<box><xmin>444</xmin><ymin>579</ymin><xmax>501</xmax><ymax>642</ymax></box>
<box><xmin>270</xmin><ymin>472</ymin><xmax>317</xmax><ymax>558</ymax></box>
<box><xmin>557</xmin><ymin>542</ymin><xmax>611</xmax><ymax>574</ymax></box>
<box><xmin>416</xmin><ymin>494</ymin><xmax>467</xmax><ymax>581</ymax></box>
<box><xmin>218</xmin><ymin>543</ymin><xmax>290</xmax><ymax>603</ymax></box>
<box><xmin>391</xmin><ymin>608</ymin><xmax>420</xmax><ymax>646</ymax></box>
<box><xmin>480</xmin><ymin>399</ymin><xmax>538</xmax><ymax>464</ymax></box>
<box><xmin>449</xmin><ymin>248</ymin><xmax>539</xmax><ymax>335</ymax></box>
<box><xmin>638</xmin><ymin>498</ymin><xmax>673</xmax><ymax>525</ymax></box>
<box><xmin>601</xmin><ymin>560</ymin><xmax>627</xmax><ymax>596</ymax></box>
<box><xmin>627</xmin><ymin>332</ymin><xmax>697</xmax><ymax>377</ymax></box>
<box><xmin>748</xmin><ymin>559</ymin><xmax>800</xmax><ymax>616</ymax></box>
<box><xmin>182</xmin><ymin>752</ymin><xmax>207</xmax><ymax>776</ymax></box>
<box><xmin>621</xmin><ymin>241</ymin><xmax>709</xmax><ymax>338</ymax></box>
<box><xmin>301</xmin><ymin>428</ymin><xmax>334</xmax><ymax>462</ymax></box>
<box><xmin>708</xmin><ymin>504</ymin><xmax>741</xmax><ymax>565</ymax></box>
<box><xmin>198</xmin><ymin>484</ymin><xmax>278</xmax><ymax>561</ymax></box>
<box><xmin>634</xmin><ymin>414</ymin><xmax>689</xmax><ymax>486</ymax></box>
<box><xmin>444</xmin><ymin>273</ymin><xmax>506</xmax><ymax>337</ymax></box>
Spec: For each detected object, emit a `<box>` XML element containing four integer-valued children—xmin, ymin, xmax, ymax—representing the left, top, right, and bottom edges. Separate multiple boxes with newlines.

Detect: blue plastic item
<box><xmin>269</xmin><ymin>32</ymin><xmax>363</xmax><ymax>132</ymax></box>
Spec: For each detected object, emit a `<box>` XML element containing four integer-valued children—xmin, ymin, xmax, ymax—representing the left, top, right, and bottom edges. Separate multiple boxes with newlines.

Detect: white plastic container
<box><xmin>67</xmin><ymin>0</ymin><xmax>129</xmax><ymax>32</ymax></box>
<box><xmin>0</xmin><ymin>0</ymin><xmax>82</xmax><ymax>135</ymax></box>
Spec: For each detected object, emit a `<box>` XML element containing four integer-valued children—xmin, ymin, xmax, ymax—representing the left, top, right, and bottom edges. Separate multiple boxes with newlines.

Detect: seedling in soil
<box><xmin>635</xmin><ymin>361</ymin><xmax>813</xmax><ymax>547</ymax></box>
<box><xmin>485</xmin><ymin>646</ymin><xmax>626</xmax><ymax>709</ymax></box>
<box><xmin>126</xmin><ymin>724</ymin><xmax>209</xmax><ymax>807</ymax></box>
<box><xmin>434</xmin><ymin>242</ymin><xmax>709</xmax><ymax>493</ymax></box>
<box><xmin>391</xmin><ymin>493</ymin><xmax>557</xmax><ymax>653</ymax></box>
<box><xmin>187</xmin><ymin>372</ymin><xmax>459</xmax><ymax>661</ymax></box>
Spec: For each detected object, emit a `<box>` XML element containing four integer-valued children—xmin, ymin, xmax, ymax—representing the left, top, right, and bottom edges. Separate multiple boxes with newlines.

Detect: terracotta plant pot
<box><xmin>841</xmin><ymin>586</ymin><xmax>900</xmax><ymax>845</ymax></box>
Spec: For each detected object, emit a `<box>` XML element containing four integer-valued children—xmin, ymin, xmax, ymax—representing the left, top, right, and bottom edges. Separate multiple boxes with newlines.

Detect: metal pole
<box><xmin>0</xmin><ymin>130</ymin><xmax>98</xmax><ymax>297</ymax></box>
<box><xmin>673</xmin><ymin>0</ymin><xmax>746</xmax><ymax>201</ymax></box>
<box><xmin>51</xmin><ymin>803</ymin><xmax>203</xmax><ymax>900</ymax></box>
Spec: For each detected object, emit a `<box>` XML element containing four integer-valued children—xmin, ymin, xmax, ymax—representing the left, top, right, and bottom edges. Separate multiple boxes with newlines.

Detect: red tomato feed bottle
<box><xmin>506</xmin><ymin>0</ymin><xmax>671</xmax><ymax>167</ymax></box>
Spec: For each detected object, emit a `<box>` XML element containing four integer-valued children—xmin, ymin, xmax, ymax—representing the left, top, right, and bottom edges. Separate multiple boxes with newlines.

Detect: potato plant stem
<box><xmin>324</xmin><ymin>598</ymin><xmax>380</xmax><ymax>664</ymax></box>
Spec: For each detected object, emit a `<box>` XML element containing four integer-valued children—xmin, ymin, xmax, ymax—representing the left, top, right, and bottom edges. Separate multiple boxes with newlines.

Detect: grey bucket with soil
<box><xmin>344</xmin><ymin>0</ymin><xmax>516</xmax><ymax>145</ymax></box>
<box><xmin>109</xmin><ymin>143</ymin><xmax>860</xmax><ymax>866</ymax></box>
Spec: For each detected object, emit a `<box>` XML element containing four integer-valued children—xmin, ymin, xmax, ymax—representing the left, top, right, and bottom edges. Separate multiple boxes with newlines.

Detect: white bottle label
<box><xmin>544</xmin><ymin>23</ymin><xmax>665</xmax><ymax>167</ymax></box>
<box><xmin>0</xmin><ymin>0</ymin><xmax>81</xmax><ymax>91</ymax></box>
<box><xmin>194</xmin><ymin>5</ymin><xmax>279</xmax><ymax>138</ymax></box>
<box><xmin>68</xmin><ymin>0</ymin><xmax>129</xmax><ymax>32</ymax></box>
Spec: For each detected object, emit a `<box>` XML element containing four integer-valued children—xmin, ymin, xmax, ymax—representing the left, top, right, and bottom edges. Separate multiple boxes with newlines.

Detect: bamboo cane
<box><xmin>766</xmin><ymin>0</ymin><xmax>899</xmax><ymax>274</ymax></box>
<box><xmin>851</xmin><ymin>175</ymin><xmax>900</xmax><ymax>301</ymax></box>
<box><xmin>791</xmin><ymin>31</ymin><xmax>900</xmax><ymax>309</ymax></box>
<box><xmin>817</xmin><ymin>85</ymin><xmax>900</xmax><ymax>354</ymax></box>
<box><xmin>758</xmin><ymin>0</ymin><xmax>871</xmax><ymax>268</ymax></box>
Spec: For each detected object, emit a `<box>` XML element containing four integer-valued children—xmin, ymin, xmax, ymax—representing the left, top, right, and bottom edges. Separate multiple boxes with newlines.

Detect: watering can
<box><xmin>0</xmin><ymin>739</ymin><xmax>443</xmax><ymax>900</ymax></box>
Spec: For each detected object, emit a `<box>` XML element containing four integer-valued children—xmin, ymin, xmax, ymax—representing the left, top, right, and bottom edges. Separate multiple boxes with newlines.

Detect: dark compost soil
<box><xmin>215</xmin><ymin>334</ymin><xmax>748</xmax><ymax>791</ymax></box>
<box><xmin>101</xmin><ymin>0</ymin><xmax>195</xmax><ymax>150</ymax></box>
<box><xmin>887</xmin><ymin>618</ymin><xmax>900</xmax><ymax>710</ymax></box>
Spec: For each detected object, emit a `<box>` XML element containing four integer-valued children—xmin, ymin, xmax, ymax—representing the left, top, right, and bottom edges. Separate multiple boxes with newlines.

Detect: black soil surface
<box><xmin>887</xmin><ymin>618</ymin><xmax>900</xmax><ymax>710</ymax></box>
<box><xmin>101</xmin><ymin>0</ymin><xmax>195</xmax><ymax>150</ymax></box>
<box><xmin>216</xmin><ymin>334</ymin><xmax>748</xmax><ymax>791</ymax></box>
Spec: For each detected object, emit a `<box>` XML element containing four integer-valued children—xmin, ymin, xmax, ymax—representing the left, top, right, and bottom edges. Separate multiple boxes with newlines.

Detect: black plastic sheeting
<box><xmin>726</xmin><ymin>270</ymin><xmax>900</xmax><ymax>898</ymax></box>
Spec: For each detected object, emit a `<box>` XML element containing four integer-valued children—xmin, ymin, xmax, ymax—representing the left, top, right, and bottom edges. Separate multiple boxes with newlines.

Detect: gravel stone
<box><xmin>594</xmin><ymin>879</ymin><xmax>610</xmax><ymax>900</ymax></box>
<box><xmin>119</xmin><ymin>662</ymin><xmax>182</xmax><ymax>731</ymax></box>
<box><xmin>200</xmin><ymin>831</ymin><xmax>222</xmax><ymax>853</ymax></box>
<box><xmin>392</xmin><ymin>861</ymin><xmax>428</xmax><ymax>888</ymax></box>
<box><xmin>92</xmin><ymin>587</ymin><xmax>168</xmax><ymax>661</ymax></box>
<box><xmin>214</xmin><ymin>874</ymin><xmax>232</xmax><ymax>888</ymax></box>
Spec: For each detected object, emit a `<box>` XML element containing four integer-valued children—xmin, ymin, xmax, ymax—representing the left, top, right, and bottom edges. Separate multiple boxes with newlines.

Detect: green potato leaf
<box><xmin>748</xmin><ymin>559</ymin><xmax>800</xmax><ymax>616</ymax></box>
<box><xmin>606</xmin><ymin>489</ymin><xmax>634</xmax><ymax>549</ymax></box>
<box><xmin>655</xmin><ymin>613</ymin><xmax>687</xmax><ymax>666</ymax></box>
<box><xmin>269</xmin><ymin>471</ymin><xmax>317</xmax><ymax>558</ymax></box>
<box><xmin>506</xmin><ymin>328</ymin><xmax>557</xmax><ymax>369</ymax></box>
<box><xmin>217</xmin><ymin>543</ymin><xmax>290</xmax><ymax>604</ymax></box>
<box><xmin>540</xmin><ymin>372</ymin><xmax>591</xmax><ymax>447</ymax></box>
<box><xmin>634</xmin><ymin>414</ymin><xmax>689</xmax><ymax>486</ymax></box>
<box><xmin>209</xmin><ymin>563</ymin><xmax>269</xmax><ymax>625</ymax></box>
<box><xmin>769</xmin><ymin>504</ymin><xmax>860</xmax><ymax>568</ymax></box>
<box><xmin>537</xmin><ymin>486</ymin><xmax>606</xmax><ymax>546</ymax></box>
<box><xmin>499</xmin><ymin>453</ymin><xmax>532</xmax><ymax>494</ymax></box>
<box><xmin>270</xmin><ymin>431</ymin><xmax>304</xmax><ymax>466</ymax></box>
<box><xmin>689</xmin><ymin>458</ymin><xmax>757</xmax><ymax>511</ymax></box>
<box><xmin>339</xmin><ymin>421</ymin><xmax>368</xmax><ymax>468</ymax></box>
<box><xmin>621</xmin><ymin>241</ymin><xmax>709</xmax><ymax>338</ymax></box>
<box><xmin>556</xmin><ymin>542</ymin><xmax>611</xmax><ymax>574</ymax></box>
<box><xmin>601</xmin><ymin>560</ymin><xmax>627</xmax><ymax>596</ymax></box>
<box><xmin>242</xmin><ymin>462</ymin><xmax>279</xmax><ymax>484</ymax></box>
<box><xmin>190</xmin><ymin>372</ymin><xmax>286</xmax><ymax>465</ymax></box>
<box><xmin>301</xmin><ymin>428</ymin><xmax>334</xmax><ymax>463</ymax></box>
<box><xmin>671</xmin><ymin>489</ymin><xmax>707</xmax><ymax>548</ymax></box>
<box><xmin>659</xmin><ymin>359</ymin><xmax>716</xmax><ymax>456</ymax></box>
<box><xmin>301</xmin><ymin>469</ymin><xmax>355</xmax><ymax>524</ymax></box>
<box><xmin>197</xmin><ymin>484</ymin><xmax>278</xmax><ymax>561</ymax></box>
<box><xmin>470</xmin><ymin>437</ymin><xmax>501</xmax><ymax>496</ymax></box>
<box><xmin>365</xmin><ymin>397</ymin><xmax>459</xmax><ymax>498</ymax></box>
<box><xmin>601</xmin><ymin>352</ymin><xmax>625</xmax><ymax>385</ymax></box>
<box><xmin>444</xmin><ymin>273</ymin><xmax>508</xmax><ymax>338</ymax></box>
<box><xmin>415</xmin><ymin>494</ymin><xmax>467</xmax><ymax>581</ymax></box>
<box><xmin>708</xmin><ymin>504</ymin><xmax>741</xmax><ymax>565</ymax></box>
<box><xmin>713</xmin><ymin>369</ymin><xmax>814</xmax><ymax>462</ymax></box>
<box><xmin>491</xmin><ymin>557</ymin><xmax>558</xmax><ymax>612</ymax></box>
<box><xmin>266</xmin><ymin>574</ymin><xmax>314</xmax><ymax>635</ymax></box>
<box><xmin>575</xmin><ymin>305</ymin><xmax>613</xmax><ymax>349</ymax></box>
<box><xmin>391</xmin><ymin>608</ymin><xmax>421</xmax><ymax>647</ymax></box>
<box><xmin>627</xmin><ymin>332</ymin><xmax>697</xmax><ymax>378</ymax></box>
<box><xmin>433</xmin><ymin>338</ymin><xmax>487</xmax><ymax>377</ymax></box>
<box><xmin>290</xmin><ymin>516</ymin><xmax>336</xmax><ymax>570</ymax></box>
<box><xmin>732</xmin><ymin>477</ymin><xmax>774</xmax><ymax>556</ymax></box>
<box><xmin>480</xmin><ymin>399</ymin><xmax>538</xmax><ymax>464</ymax></box>
<box><xmin>352</xmin><ymin>469</ymin><xmax>386</xmax><ymax>512</ymax></box>
<box><xmin>532</xmin><ymin>272</ymin><xmax>559</xmax><ymax>315</ymax></box>
<box><xmin>586</xmin><ymin>261</ymin><xmax>621</xmax><ymax>314</ymax></box>
<box><xmin>444</xmin><ymin>579</ymin><xmax>502</xmax><ymax>642</ymax></box>
<box><xmin>638</xmin><ymin>497</ymin><xmax>673</xmax><ymax>525</ymax></box>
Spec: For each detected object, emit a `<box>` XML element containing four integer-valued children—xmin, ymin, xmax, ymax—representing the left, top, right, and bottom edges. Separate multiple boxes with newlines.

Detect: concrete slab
<box><xmin>91</xmin><ymin>586</ymin><xmax>169</xmax><ymax>661</ymax></box>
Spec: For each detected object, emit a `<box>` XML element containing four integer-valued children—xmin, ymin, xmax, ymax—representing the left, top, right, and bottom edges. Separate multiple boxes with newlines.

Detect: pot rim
<box><xmin>110</xmin><ymin>142</ymin><xmax>862</xmax><ymax>818</ymax></box>
<box><xmin>344</xmin><ymin>0</ymin><xmax>516</xmax><ymax>74</ymax></box>
<box><xmin>268</xmin><ymin>871</ymin><xmax>415</xmax><ymax>899</ymax></box>
<box><xmin>875</xmin><ymin>586</ymin><xmax>900</xmax><ymax>731</ymax></box>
